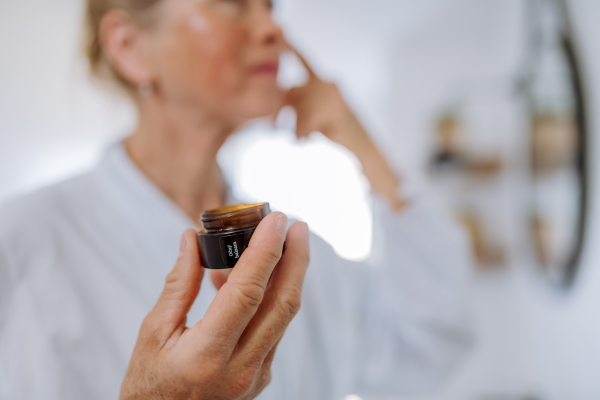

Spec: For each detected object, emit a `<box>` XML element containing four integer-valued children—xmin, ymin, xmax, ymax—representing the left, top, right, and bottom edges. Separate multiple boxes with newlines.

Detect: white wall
<box><xmin>0</xmin><ymin>0</ymin><xmax>135</xmax><ymax>203</ymax></box>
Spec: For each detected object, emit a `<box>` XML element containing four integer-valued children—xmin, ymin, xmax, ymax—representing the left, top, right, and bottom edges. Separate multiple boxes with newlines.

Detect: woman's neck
<box><xmin>126</xmin><ymin>100</ymin><xmax>236</xmax><ymax>224</ymax></box>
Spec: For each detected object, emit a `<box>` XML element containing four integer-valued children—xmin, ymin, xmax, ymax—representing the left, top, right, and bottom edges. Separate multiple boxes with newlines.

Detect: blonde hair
<box><xmin>84</xmin><ymin>0</ymin><xmax>162</xmax><ymax>91</ymax></box>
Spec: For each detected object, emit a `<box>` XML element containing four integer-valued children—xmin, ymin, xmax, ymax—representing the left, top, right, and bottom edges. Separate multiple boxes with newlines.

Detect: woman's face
<box><xmin>146</xmin><ymin>0</ymin><xmax>284</xmax><ymax>122</ymax></box>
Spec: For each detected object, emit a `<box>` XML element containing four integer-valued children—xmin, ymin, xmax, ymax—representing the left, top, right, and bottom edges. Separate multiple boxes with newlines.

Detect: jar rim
<box><xmin>201</xmin><ymin>202</ymin><xmax>268</xmax><ymax>221</ymax></box>
<box><xmin>200</xmin><ymin>202</ymin><xmax>271</xmax><ymax>233</ymax></box>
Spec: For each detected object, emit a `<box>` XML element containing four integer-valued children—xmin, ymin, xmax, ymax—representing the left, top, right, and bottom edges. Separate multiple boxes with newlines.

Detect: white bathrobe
<box><xmin>0</xmin><ymin>143</ymin><xmax>473</xmax><ymax>400</ymax></box>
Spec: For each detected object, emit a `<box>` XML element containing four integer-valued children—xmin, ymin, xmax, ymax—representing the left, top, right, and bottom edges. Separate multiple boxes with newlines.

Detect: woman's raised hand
<box><xmin>282</xmin><ymin>47</ymin><xmax>406</xmax><ymax>210</ymax></box>
<box><xmin>120</xmin><ymin>213</ymin><xmax>310</xmax><ymax>400</ymax></box>
<box><xmin>282</xmin><ymin>49</ymin><xmax>372</xmax><ymax>156</ymax></box>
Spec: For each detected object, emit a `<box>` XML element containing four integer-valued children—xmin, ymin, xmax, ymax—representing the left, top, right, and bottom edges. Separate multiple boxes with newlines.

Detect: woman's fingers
<box><xmin>272</xmin><ymin>43</ymin><xmax>320</xmax><ymax>126</ymax></box>
<box><xmin>230</xmin><ymin>222</ymin><xmax>310</xmax><ymax>370</ymax></box>
<box><xmin>210</xmin><ymin>269</ymin><xmax>231</xmax><ymax>290</ymax></box>
<box><xmin>241</xmin><ymin>336</ymin><xmax>282</xmax><ymax>398</ymax></box>
<box><xmin>285</xmin><ymin>43</ymin><xmax>320</xmax><ymax>83</ymax></box>
<box><xmin>126</xmin><ymin>220</ymin><xmax>309</xmax><ymax>399</ymax></box>
<box><xmin>286</xmin><ymin>87</ymin><xmax>323</xmax><ymax>138</ymax></box>
<box><xmin>189</xmin><ymin>212</ymin><xmax>288</xmax><ymax>356</ymax></box>
<box><xmin>141</xmin><ymin>229</ymin><xmax>204</xmax><ymax>346</ymax></box>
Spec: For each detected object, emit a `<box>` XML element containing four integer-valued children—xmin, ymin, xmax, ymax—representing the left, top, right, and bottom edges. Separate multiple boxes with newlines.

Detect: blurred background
<box><xmin>1</xmin><ymin>0</ymin><xmax>600</xmax><ymax>398</ymax></box>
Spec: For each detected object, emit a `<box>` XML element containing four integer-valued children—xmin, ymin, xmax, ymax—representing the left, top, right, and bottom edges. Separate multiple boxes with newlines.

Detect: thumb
<box><xmin>144</xmin><ymin>229</ymin><xmax>204</xmax><ymax>343</ymax></box>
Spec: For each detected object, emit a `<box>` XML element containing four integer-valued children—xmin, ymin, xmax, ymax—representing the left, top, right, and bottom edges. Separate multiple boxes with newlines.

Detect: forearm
<box><xmin>342</xmin><ymin>118</ymin><xmax>405</xmax><ymax>211</ymax></box>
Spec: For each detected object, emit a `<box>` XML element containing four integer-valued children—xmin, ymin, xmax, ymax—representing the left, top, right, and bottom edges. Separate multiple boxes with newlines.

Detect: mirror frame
<box><xmin>525</xmin><ymin>0</ymin><xmax>589</xmax><ymax>288</ymax></box>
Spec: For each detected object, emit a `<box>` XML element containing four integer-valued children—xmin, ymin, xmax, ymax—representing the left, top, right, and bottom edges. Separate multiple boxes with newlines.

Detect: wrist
<box><xmin>337</xmin><ymin>114</ymin><xmax>376</xmax><ymax>161</ymax></box>
<box><xmin>332</xmin><ymin>111</ymin><xmax>405</xmax><ymax>210</ymax></box>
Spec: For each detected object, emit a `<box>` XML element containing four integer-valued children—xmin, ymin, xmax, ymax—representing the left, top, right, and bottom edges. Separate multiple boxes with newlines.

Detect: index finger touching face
<box><xmin>188</xmin><ymin>212</ymin><xmax>288</xmax><ymax>355</ymax></box>
<box><xmin>283</xmin><ymin>39</ymin><xmax>320</xmax><ymax>83</ymax></box>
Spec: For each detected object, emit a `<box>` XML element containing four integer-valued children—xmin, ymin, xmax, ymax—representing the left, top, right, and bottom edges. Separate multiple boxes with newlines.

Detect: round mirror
<box><xmin>425</xmin><ymin>0</ymin><xmax>588</xmax><ymax>289</ymax></box>
<box><xmin>523</xmin><ymin>0</ymin><xmax>588</xmax><ymax>287</ymax></box>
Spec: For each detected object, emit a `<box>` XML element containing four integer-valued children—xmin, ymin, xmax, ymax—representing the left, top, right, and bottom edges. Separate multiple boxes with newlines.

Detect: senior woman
<box><xmin>0</xmin><ymin>0</ymin><xmax>473</xmax><ymax>399</ymax></box>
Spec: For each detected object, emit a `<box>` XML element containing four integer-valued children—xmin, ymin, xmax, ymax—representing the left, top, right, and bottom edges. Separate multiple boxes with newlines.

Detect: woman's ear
<box><xmin>99</xmin><ymin>10</ymin><xmax>155</xmax><ymax>87</ymax></box>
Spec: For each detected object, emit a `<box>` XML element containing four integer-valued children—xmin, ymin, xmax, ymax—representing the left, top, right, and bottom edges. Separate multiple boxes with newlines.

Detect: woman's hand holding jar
<box><xmin>120</xmin><ymin>213</ymin><xmax>310</xmax><ymax>400</ymax></box>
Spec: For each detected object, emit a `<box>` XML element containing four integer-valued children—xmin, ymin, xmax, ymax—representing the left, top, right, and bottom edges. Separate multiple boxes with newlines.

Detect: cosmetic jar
<box><xmin>197</xmin><ymin>203</ymin><xmax>271</xmax><ymax>269</ymax></box>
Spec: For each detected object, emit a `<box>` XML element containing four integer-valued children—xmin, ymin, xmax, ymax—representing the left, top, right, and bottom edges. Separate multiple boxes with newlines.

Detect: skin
<box><xmin>99</xmin><ymin>0</ymin><xmax>405</xmax><ymax>398</ymax></box>
<box><xmin>122</xmin><ymin>214</ymin><xmax>310</xmax><ymax>399</ymax></box>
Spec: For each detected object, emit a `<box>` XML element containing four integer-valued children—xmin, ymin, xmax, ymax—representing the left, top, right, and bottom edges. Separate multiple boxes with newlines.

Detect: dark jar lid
<box><xmin>200</xmin><ymin>203</ymin><xmax>271</xmax><ymax>233</ymax></box>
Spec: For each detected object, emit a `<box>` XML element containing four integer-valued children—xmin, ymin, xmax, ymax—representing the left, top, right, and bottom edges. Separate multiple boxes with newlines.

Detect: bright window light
<box><xmin>344</xmin><ymin>395</ymin><xmax>364</xmax><ymax>400</ymax></box>
<box><xmin>223</xmin><ymin>129</ymin><xmax>372</xmax><ymax>261</ymax></box>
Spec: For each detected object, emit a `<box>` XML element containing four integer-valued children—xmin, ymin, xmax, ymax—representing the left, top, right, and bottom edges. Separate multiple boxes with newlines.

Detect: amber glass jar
<box><xmin>197</xmin><ymin>203</ymin><xmax>271</xmax><ymax>269</ymax></box>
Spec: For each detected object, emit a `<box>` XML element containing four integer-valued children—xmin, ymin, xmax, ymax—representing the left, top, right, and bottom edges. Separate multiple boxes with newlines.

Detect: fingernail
<box><xmin>275</xmin><ymin>213</ymin><xmax>288</xmax><ymax>235</ymax></box>
<box><xmin>179</xmin><ymin>235</ymin><xmax>188</xmax><ymax>256</ymax></box>
<box><xmin>300</xmin><ymin>222</ymin><xmax>309</xmax><ymax>237</ymax></box>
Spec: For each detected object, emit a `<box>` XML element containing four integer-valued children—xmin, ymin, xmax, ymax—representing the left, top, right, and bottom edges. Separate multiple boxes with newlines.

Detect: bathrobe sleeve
<box><xmin>0</xmin><ymin>209</ymin><xmax>67</xmax><ymax>400</ymax></box>
<box><xmin>302</xmin><ymin>192</ymin><xmax>474</xmax><ymax>399</ymax></box>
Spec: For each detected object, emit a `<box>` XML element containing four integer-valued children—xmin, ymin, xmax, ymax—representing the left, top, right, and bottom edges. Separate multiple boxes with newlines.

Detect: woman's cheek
<box><xmin>188</xmin><ymin>13</ymin><xmax>209</xmax><ymax>33</ymax></box>
<box><xmin>205</xmin><ymin>43</ymin><xmax>248</xmax><ymax>98</ymax></box>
